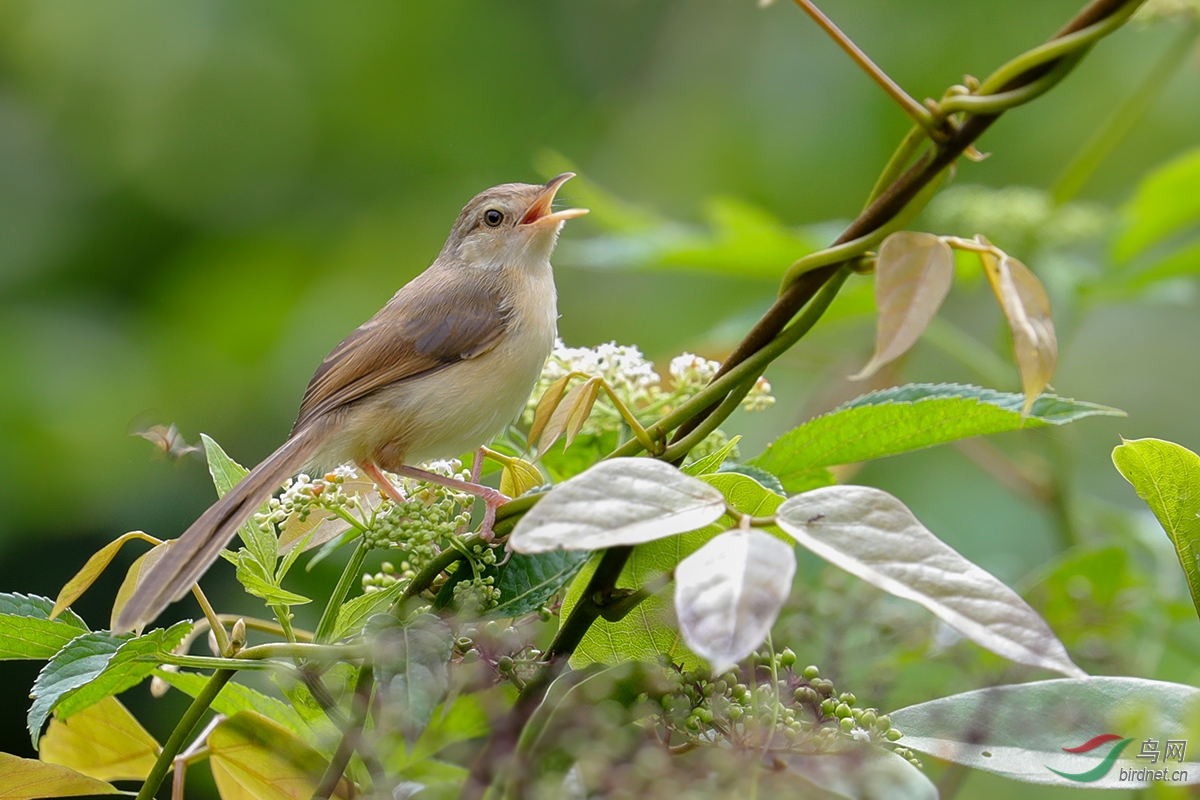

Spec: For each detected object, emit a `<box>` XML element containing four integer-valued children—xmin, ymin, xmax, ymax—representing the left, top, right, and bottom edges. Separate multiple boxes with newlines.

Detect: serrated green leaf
<box><xmin>1115</xmin><ymin>146</ymin><xmax>1200</xmax><ymax>262</ymax></box>
<box><xmin>28</xmin><ymin>621</ymin><xmax>192</xmax><ymax>746</ymax></box>
<box><xmin>491</xmin><ymin>550</ymin><xmax>588</xmax><ymax>619</ymax></box>
<box><xmin>332</xmin><ymin>582</ymin><xmax>408</xmax><ymax>642</ymax></box>
<box><xmin>234</xmin><ymin>551</ymin><xmax>311</xmax><ymax>606</ymax></box>
<box><xmin>751</xmin><ymin>383</ymin><xmax>1123</xmax><ymax>491</ymax></box>
<box><xmin>0</xmin><ymin>753</ymin><xmax>120</xmax><ymax>798</ymax></box>
<box><xmin>0</xmin><ymin>594</ymin><xmax>89</xmax><ymax>661</ymax></box>
<box><xmin>201</xmin><ymin>434</ymin><xmax>278</xmax><ymax>571</ymax></box>
<box><xmin>681</xmin><ymin>435</ymin><xmax>741</xmax><ymax>477</ymax></box>
<box><xmin>714</xmin><ymin>463</ymin><xmax>786</xmax><ymax>496</ymax></box>
<box><xmin>1113</xmin><ymin>437</ymin><xmax>1200</xmax><ymax>622</ymax></box>
<box><xmin>38</xmin><ymin>695</ymin><xmax>160</xmax><ymax>782</ymax></box>
<box><xmin>153</xmin><ymin>670</ymin><xmax>328</xmax><ymax>747</ymax></box>
<box><xmin>369</xmin><ymin>614</ymin><xmax>454</xmax><ymax>744</ymax></box>
<box><xmin>208</xmin><ymin>711</ymin><xmax>351</xmax><ymax>799</ymax></box>
<box><xmin>891</xmin><ymin>677</ymin><xmax>1200</xmax><ymax>788</ymax></box>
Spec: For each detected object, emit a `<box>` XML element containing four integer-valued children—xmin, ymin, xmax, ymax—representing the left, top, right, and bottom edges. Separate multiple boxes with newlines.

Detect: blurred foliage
<box><xmin>1</xmin><ymin>1</ymin><xmax>1199</xmax><ymax>797</ymax></box>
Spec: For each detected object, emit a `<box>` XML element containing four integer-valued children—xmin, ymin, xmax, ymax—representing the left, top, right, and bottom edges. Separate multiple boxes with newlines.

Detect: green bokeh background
<box><xmin>1</xmin><ymin>1</ymin><xmax>1198</xmax><ymax>796</ymax></box>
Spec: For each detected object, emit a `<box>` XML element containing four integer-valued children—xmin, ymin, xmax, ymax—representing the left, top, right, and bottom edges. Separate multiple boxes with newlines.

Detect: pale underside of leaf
<box><xmin>509</xmin><ymin>458</ymin><xmax>727</xmax><ymax>554</ymax></box>
<box><xmin>981</xmin><ymin>252</ymin><xmax>1057</xmax><ymax>415</ymax></box>
<box><xmin>891</xmin><ymin>677</ymin><xmax>1200</xmax><ymax>788</ymax></box>
<box><xmin>674</xmin><ymin>529</ymin><xmax>796</xmax><ymax>673</ymax></box>
<box><xmin>776</xmin><ymin>486</ymin><xmax>1084</xmax><ymax>678</ymax></box>
<box><xmin>852</xmin><ymin>231</ymin><xmax>954</xmax><ymax>381</ymax></box>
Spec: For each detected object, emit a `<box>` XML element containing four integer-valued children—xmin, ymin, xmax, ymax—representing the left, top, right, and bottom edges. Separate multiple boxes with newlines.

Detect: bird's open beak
<box><xmin>520</xmin><ymin>172</ymin><xmax>589</xmax><ymax>226</ymax></box>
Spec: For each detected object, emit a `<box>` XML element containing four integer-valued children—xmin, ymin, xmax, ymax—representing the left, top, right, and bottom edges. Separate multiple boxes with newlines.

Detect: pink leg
<box><xmin>391</xmin><ymin>464</ymin><xmax>510</xmax><ymax>542</ymax></box>
<box><xmin>357</xmin><ymin>461</ymin><xmax>407</xmax><ymax>505</ymax></box>
<box><xmin>470</xmin><ymin>447</ymin><xmax>485</xmax><ymax>483</ymax></box>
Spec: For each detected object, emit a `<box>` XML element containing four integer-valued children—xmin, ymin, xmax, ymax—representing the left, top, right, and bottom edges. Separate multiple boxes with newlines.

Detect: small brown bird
<box><xmin>117</xmin><ymin>174</ymin><xmax>587</xmax><ymax>631</ymax></box>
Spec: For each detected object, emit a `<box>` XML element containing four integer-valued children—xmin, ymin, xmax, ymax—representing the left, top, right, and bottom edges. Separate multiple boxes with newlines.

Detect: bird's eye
<box><xmin>483</xmin><ymin>209</ymin><xmax>504</xmax><ymax>227</ymax></box>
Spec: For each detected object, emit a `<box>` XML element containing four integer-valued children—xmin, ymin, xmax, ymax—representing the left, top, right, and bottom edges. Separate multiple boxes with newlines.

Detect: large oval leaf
<box><xmin>675</xmin><ymin>530</ymin><xmax>796</xmax><ymax>673</ymax></box>
<box><xmin>776</xmin><ymin>486</ymin><xmax>1084</xmax><ymax>678</ymax></box>
<box><xmin>890</xmin><ymin>677</ymin><xmax>1200</xmax><ymax>788</ymax></box>
<box><xmin>509</xmin><ymin>458</ymin><xmax>726</xmax><ymax>554</ymax></box>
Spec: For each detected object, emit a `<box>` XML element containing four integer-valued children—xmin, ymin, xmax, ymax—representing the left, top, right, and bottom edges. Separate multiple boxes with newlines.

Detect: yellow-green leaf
<box><xmin>980</xmin><ymin>251</ymin><xmax>1057</xmax><ymax>415</ymax></box>
<box><xmin>1113</xmin><ymin>437</ymin><xmax>1200</xmax><ymax>622</ymax></box>
<box><xmin>852</xmin><ymin>232</ymin><xmax>954</xmax><ymax>381</ymax></box>
<box><xmin>109</xmin><ymin>542</ymin><xmax>170</xmax><ymax>631</ymax></box>
<box><xmin>0</xmin><ymin>753</ymin><xmax>120</xmax><ymax>798</ymax></box>
<box><xmin>208</xmin><ymin>711</ymin><xmax>351</xmax><ymax>800</ymax></box>
<box><xmin>537</xmin><ymin>377</ymin><xmax>601</xmax><ymax>455</ymax></box>
<box><xmin>528</xmin><ymin>372</ymin><xmax>577</xmax><ymax>448</ymax></box>
<box><xmin>51</xmin><ymin>532</ymin><xmax>157</xmax><ymax>620</ymax></box>
<box><xmin>500</xmin><ymin>457</ymin><xmax>543</xmax><ymax>498</ymax></box>
<box><xmin>38</xmin><ymin>695</ymin><xmax>160</xmax><ymax>782</ymax></box>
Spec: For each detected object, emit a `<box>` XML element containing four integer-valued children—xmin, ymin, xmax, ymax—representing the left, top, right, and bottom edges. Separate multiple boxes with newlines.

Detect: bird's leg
<box><xmin>357</xmin><ymin>461</ymin><xmax>407</xmax><ymax>505</ymax></box>
<box><xmin>390</xmin><ymin>465</ymin><xmax>510</xmax><ymax>542</ymax></box>
<box><xmin>470</xmin><ymin>447</ymin><xmax>485</xmax><ymax>483</ymax></box>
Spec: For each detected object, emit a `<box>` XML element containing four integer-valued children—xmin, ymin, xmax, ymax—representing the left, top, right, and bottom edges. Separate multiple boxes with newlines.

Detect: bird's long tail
<box><xmin>116</xmin><ymin>425</ymin><xmax>324</xmax><ymax>631</ymax></box>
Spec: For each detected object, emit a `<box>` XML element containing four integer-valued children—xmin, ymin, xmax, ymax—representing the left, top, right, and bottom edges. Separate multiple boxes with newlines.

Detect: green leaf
<box><xmin>714</xmin><ymin>462</ymin><xmax>786</xmax><ymax>496</ymax></box>
<box><xmin>332</xmin><ymin>582</ymin><xmax>408</xmax><ymax>642</ymax></box>
<box><xmin>38</xmin><ymin>695</ymin><xmax>160</xmax><ymax>782</ymax></box>
<box><xmin>51</xmin><ymin>531</ymin><xmax>155</xmax><ymax>620</ymax></box>
<box><xmin>751</xmin><ymin>383</ymin><xmax>1123</xmax><ymax>491</ymax></box>
<box><xmin>0</xmin><ymin>593</ymin><xmax>89</xmax><ymax>661</ymax></box>
<box><xmin>1112</xmin><ymin>437</ymin><xmax>1200</xmax><ymax>621</ymax></box>
<box><xmin>681</xmin><ymin>435</ymin><xmax>741</xmax><ymax>477</ymax></box>
<box><xmin>390</xmin><ymin>693</ymin><xmax>491</xmax><ymax>770</ymax></box>
<box><xmin>890</xmin><ymin>677</ymin><xmax>1200</xmax><ymax>788</ymax></box>
<box><xmin>153</xmin><ymin>669</ymin><xmax>327</xmax><ymax>746</ymax></box>
<box><xmin>208</xmin><ymin>711</ymin><xmax>351</xmax><ymax>799</ymax></box>
<box><xmin>1115</xmin><ymin>146</ymin><xmax>1200</xmax><ymax>262</ymax></box>
<box><xmin>234</xmin><ymin>550</ymin><xmax>311</xmax><ymax>606</ymax></box>
<box><xmin>369</xmin><ymin>613</ymin><xmax>454</xmax><ymax>744</ymax></box>
<box><xmin>201</xmin><ymin>434</ymin><xmax>278</xmax><ymax>571</ymax></box>
<box><xmin>509</xmin><ymin>458</ymin><xmax>727</xmax><ymax>554</ymax></box>
<box><xmin>491</xmin><ymin>550</ymin><xmax>589</xmax><ymax>619</ymax></box>
<box><xmin>28</xmin><ymin>621</ymin><xmax>192</xmax><ymax>746</ymax></box>
<box><xmin>777</xmin><ymin>487</ymin><xmax>1084</xmax><ymax>678</ymax></box>
<box><xmin>0</xmin><ymin>753</ymin><xmax>120</xmax><ymax>798</ymax></box>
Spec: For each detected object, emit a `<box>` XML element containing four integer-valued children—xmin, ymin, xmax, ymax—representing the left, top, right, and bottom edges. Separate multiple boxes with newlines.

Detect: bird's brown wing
<box><xmin>292</xmin><ymin>267</ymin><xmax>511</xmax><ymax>432</ymax></box>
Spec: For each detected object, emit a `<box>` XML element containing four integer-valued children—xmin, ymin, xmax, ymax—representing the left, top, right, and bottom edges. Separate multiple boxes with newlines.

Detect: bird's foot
<box><xmin>390</xmin><ymin>464</ymin><xmax>510</xmax><ymax>542</ymax></box>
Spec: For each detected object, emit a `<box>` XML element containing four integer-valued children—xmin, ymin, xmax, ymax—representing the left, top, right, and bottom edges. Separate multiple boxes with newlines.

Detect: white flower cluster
<box><xmin>524</xmin><ymin>340</ymin><xmax>776</xmax><ymax>438</ymax></box>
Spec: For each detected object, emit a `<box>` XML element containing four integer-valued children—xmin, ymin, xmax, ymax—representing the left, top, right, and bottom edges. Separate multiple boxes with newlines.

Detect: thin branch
<box><xmin>791</xmin><ymin>0</ymin><xmax>935</xmax><ymax>131</ymax></box>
